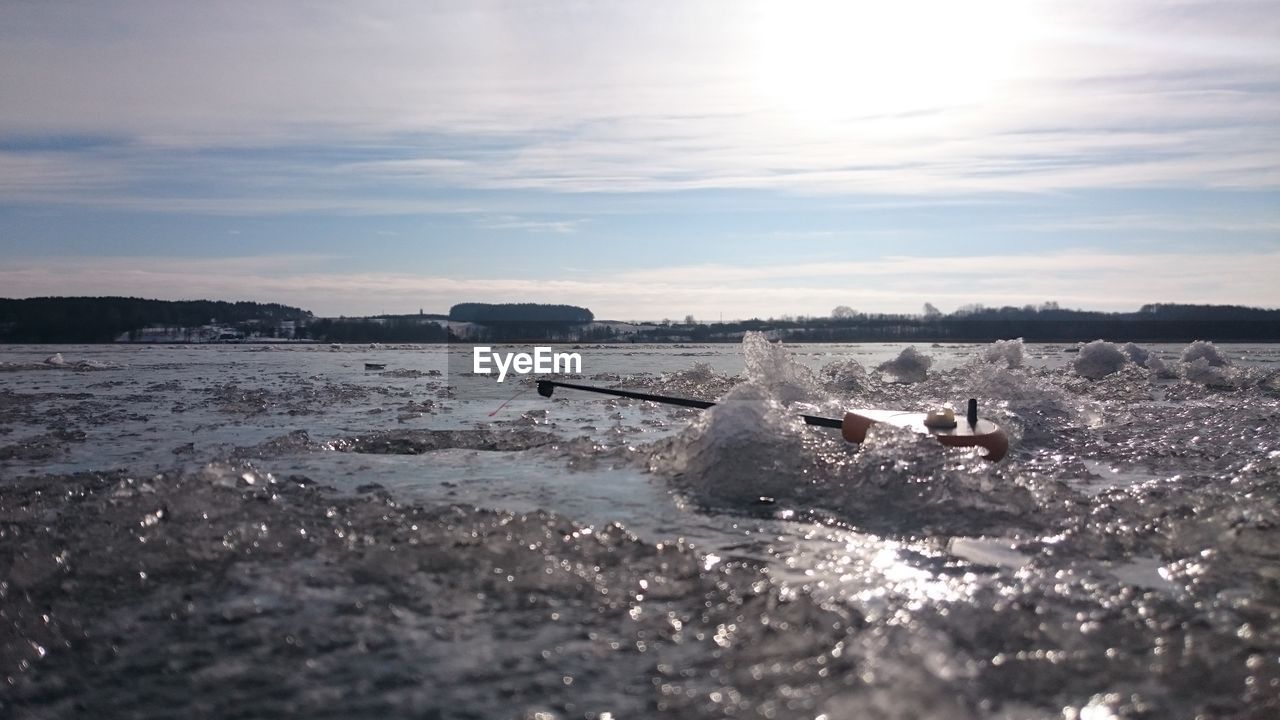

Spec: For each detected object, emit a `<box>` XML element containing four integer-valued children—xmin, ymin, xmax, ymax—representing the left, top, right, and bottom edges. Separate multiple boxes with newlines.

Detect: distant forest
<box><xmin>447</xmin><ymin>303</ymin><xmax>596</xmax><ymax>341</ymax></box>
<box><xmin>306</xmin><ymin>316</ymin><xmax>448</xmax><ymax>343</ymax></box>
<box><xmin>710</xmin><ymin>303</ymin><xmax>1280</xmax><ymax>344</ymax></box>
<box><xmin>2</xmin><ymin>297</ymin><xmax>1279</xmax><ymax>343</ymax></box>
<box><xmin>0</xmin><ymin>297</ymin><xmax>310</xmax><ymax>343</ymax></box>
<box><xmin>448</xmin><ymin>303</ymin><xmax>594</xmax><ymax>323</ymax></box>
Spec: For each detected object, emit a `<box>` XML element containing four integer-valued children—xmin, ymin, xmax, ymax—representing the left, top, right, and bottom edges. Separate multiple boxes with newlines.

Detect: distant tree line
<box><xmin>629</xmin><ymin>303</ymin><xmax>1280</xmax><ymax>343</ymax></box>
<box><xmin>5</xmin><ymin>297</ymin><xmax>1277</xmax><ymax>344</ymax></box>
<box><xmin>302</xmin><ymin>317</ymin><xmax>448</xmax><ymax>343</ymax></box>
<box><xmin>0</xmin><ymin>297</ymin><xmax>310</xmax><ymax>343</ymax></box>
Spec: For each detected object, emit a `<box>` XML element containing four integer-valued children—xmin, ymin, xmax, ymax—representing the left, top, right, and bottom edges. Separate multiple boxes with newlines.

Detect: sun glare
<box><xmin>754</xmin><ymin>0</ymin><xmax>1031</xmax><ymax>127</ymax></box>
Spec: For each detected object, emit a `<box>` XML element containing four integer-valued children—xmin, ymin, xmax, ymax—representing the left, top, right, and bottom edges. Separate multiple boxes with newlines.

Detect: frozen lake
<box><xmin>2</xmin><ymin>339</ymin><xmax>1278</xmax><ymax>718</ymax></box>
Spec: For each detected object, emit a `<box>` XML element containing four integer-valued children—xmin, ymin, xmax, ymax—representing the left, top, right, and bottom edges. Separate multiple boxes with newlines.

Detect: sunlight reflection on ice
<box><xmin>775</xmin><ymin>526</ymin><xmax>974</xmax><ymax>620</ymax></box>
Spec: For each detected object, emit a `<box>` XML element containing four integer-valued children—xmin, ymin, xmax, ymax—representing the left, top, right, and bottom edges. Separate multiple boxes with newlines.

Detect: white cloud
<box><xmin>1</xmin><ymin>0</ymin><xmax>1278</xmax><ymax>209</ymax></box>
<box><xmin>476</xmin><ymin>215</ymin><xmax>589</xmax><ymax>234</ymax></box>
<box><xmin>1002</xmin><ymin>213</ymin><xmax>1280</xmax><ymax>234</ymax></box>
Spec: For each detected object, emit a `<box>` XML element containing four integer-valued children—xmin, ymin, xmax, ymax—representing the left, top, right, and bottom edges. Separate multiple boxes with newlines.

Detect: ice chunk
<box><xmin>651</xmin><ymin>360</ymin><xmax>738</xmax><ymax>400</ymax></box>
<box><xmin>1146</xmin><ymin>355</ymin><xmax>1178</xmax><ymax>379</ymax></box>
<box><xmin>820</xmin><ymin>359</ymin><xmax>867</xmax><ymax>393</ymax></box>
<box><xmin>1072</xmin><ymin>340</ymin><xmax>1127</xmax><ymax>379</ymax></box>
<box><xmin>742</xmin><ymin>331</ymin><xmax>819</xmax><ymax>403</ymax></box>
<box><xmin>1181</xmin><ymin>340</ymin><xmax>1230</xmax><ymax>367</ymax></box>
<box><xmin>1261</xmin><ymin>370</ymin><xmax>1280</xmax><ymax>396</ymax></box>
<box><xmin>1182</xmin><ymin>357</ymin><xmax>1234</xmax><ymax>388</ymax></box>
<box><xmin>979</xmin><ymin>338</ymin><xmax>1024</xmax><ymax>368</ymax></box>
<box><xmin>982</xmin><ymin>338</ymin><xmax>1025</xmax><ymax>368</ymax></box>
<box><xmin>876</xmin><ymin>346</ymin><xmax>932</xmax><ymax>383</ymax></box>
<box><xmin>671</xmin><ymin>361</ymin><xmax>715</xmax><ymax>383</ymax></box>
<box><xmin>647</xmin><ymin>383</ymin><xmax>814</xmax><ymax>507</ymax></box>
<box><xmin>1121</xmin><ymin>342</ymin><xmax>1149</xmax><ymax>365</ymax></box>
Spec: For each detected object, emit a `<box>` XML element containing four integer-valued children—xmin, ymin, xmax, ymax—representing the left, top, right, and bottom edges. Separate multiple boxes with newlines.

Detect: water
<box><xmin>2</xmin><ymin>339</ymin><xmax>1278</xmax><ymax>718</ymax></box>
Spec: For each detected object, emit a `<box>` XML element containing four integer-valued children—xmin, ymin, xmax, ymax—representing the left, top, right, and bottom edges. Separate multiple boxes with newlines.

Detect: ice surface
<box><xmin>334</xmin><ymin>427</ymin><xmax>560</xmax><ymax>454</ymax></box>
<box><xmin>0</xmin><ymin>465</ymin><xmax>862</xmax><ymax>719</ymax></box>
<box><xmin>1</xmin><ymin>354</ymin><xmax>120</xmax><ymax>372</ymax></box>
<box><xmin>2</xmin><ymin>340</ymin><xmax>1279</xmax><ymax>719</ymax></box>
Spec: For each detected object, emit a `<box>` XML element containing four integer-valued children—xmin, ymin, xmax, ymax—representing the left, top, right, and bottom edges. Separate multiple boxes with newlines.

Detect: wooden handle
<box><xmin>842</xmin><ymin>411</ymin><xmax>1009</xmax><ymax>461</ymax></box>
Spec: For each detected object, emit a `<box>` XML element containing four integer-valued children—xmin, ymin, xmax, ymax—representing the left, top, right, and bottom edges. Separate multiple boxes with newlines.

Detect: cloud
<box><xmin>1</xmin><ymin>0</ymin><xmax>1278</xmax><ymax>212</ymax></box>
<box><xmin>1002</xmin><ymin>213</ymin><xmax>1280</xmax><ymax>234</ymax></box>
<box><xmin>608</xmin><ymin>250</ymin><xmax>1280</xmax><ymax>303</ymax></box>
<box><xmin>476</xmin><ymin>215</ymin><xmax>589</xmax><ymax>234</ymax></box>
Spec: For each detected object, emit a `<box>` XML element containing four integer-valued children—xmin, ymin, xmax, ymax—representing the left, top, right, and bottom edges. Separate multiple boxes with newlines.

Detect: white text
<box><xmin>473</xmin><ymin>346</ymin><xmax>582</xmax><ymax>382</ymax></box>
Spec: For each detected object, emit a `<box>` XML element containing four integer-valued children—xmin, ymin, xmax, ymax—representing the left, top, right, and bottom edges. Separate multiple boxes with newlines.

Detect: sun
<box><xmin>753</xmin><ymin>0</ymin><xmax>1032</xmax><ymax>127</ymax></box>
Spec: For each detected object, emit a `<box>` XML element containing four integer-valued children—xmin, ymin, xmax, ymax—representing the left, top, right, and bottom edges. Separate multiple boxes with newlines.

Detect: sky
<box><xmin>1</xmin><ymin>0</ymin><xmax>1278</xmax><ymax>320</ymax></box>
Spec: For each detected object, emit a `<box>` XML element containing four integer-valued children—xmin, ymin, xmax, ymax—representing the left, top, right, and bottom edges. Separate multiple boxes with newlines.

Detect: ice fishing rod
<box><xmin>535</xmin><ymin>379</ymin><xmax>843</xmax><ymax>428</ymax></box>
<box><xmin>535</xmin><ymin>379</ymin><xmax>1008</xmax><ymax>461</ymax></box>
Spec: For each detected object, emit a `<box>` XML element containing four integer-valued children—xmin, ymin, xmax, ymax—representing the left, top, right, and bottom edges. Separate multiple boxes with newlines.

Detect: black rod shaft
<box><xmin>538</xmin><ymin>379</ymin><xmax>715</xmax><ymax>408</ymax></box>
<box><xmin>535</xmin><ymin>380</ymin><xmax>843</xmax><ymax>429</ymax></box>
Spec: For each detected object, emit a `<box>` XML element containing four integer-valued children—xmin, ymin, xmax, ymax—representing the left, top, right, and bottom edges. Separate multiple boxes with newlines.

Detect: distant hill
<box><xmin>443</xmin><ymin>303</ymin><xmax>596</xmax><ymax>341</ymax></box>
<box><xmin>0</xmin><ymin>297</ymin><xmax>311</xmax><ymax>343</ymax></box>
<box><xmin>448</xmin><ymin>303</ymin><xmax>594</xmax><ymax>323</ymax></box>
